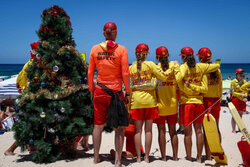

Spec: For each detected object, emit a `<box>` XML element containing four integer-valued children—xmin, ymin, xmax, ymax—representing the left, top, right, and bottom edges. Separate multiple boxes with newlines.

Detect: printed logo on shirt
<box><xmin>97</xmin><ymin>52</ymin><xmax>116</xmax><ymax>61</ymax></box>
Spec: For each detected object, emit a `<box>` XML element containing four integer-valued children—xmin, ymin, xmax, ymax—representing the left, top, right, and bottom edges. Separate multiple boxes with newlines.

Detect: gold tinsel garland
<box><xmin>18</xmin><ymin>84</ymin><xmax>88</xmax><ymax>107</ymax></box>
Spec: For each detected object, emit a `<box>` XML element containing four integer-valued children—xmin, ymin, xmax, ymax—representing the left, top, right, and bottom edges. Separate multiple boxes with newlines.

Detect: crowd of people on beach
<box><xmin>1</xmin><ymin>22</ymin><xmax>249</xmax><ymax>167</ymax></box>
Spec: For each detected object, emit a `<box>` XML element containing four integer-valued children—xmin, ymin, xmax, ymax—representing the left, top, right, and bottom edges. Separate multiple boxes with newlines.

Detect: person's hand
<box><xmin>185</xmin><ymin>81</ymin><xmax>190</xmax><ymax>88</ymax></box>
<box><xmin>243</xmin><ymin>98</ymin><xmax>247</xmax><ymax>103</ymax></box>
<box><xmin>241</xmin><ymin>94</ymin><xmax>247</xmax><ymax>98</ymax></box>
<box><xmin>18</xmin><ymin>88</ymin><xmax>23</xmax><ymax>93</ymax></box>
<box><xmin>173</xmin><ymin>60</ymin><xmax>180</xmax><ymax>65</ymax></box>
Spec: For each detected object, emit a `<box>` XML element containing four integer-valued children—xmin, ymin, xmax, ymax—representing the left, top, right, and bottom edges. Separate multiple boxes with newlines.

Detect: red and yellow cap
<box><xmin>179</xmin><ymin>47</ymin><xmax>194</xmax><ymax>56</ymax></box>
<box><xmin>235</xmin><ymin>68</ymin><xmax>245</xmax><ymax>74</ymax></box>
<box><xmin>196</xmin><ymin>47</ymin><xmax>212</xmax><ymax>60</ymax></box>
<box><xmin>156</xmin><ymin>46</ymin><xmax>169</xmax><ymax>58</ymax></box>
<box><xmin>136</xmin><ymin>43</ymin><xmax>149</xmax><ymax>54</ymax></box>
<box><xmin>103</xmin><ymin>22</ymin><xmax>117</xmax><ymax>33</ymax></box>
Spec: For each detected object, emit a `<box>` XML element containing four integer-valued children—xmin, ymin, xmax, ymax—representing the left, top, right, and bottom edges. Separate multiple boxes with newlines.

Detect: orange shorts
<box><xmin>203</xmin><ymin>97</ymin><xmax>221</xmax><ymax>120</ymax></box>
<box><xmin>232</xmin><ymin>97</ymin><xmax>246</xmax><ymax>112</ymax></box>
<box><xmin>130</xmin><ymin>107</ymin><xmax>159</xmax><ymax>120</ymax></box>
<box><xmin>179</xmin><ymin>104</ymin><xmax>205</xmax><ymax>125</ymax></box>
<box><xmin>154</xmin><ymin>114</ymin><xmax>178</xmax><ymax>124</ymax></box>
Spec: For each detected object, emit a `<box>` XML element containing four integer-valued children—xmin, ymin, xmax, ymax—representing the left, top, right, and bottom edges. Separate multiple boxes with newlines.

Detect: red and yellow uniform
<box><xmin>240</xmin><ymin>81</ymin><xmax>250</xmax><ymax>93</ymax></box>
<box><xmin>176</xmin><ymin>62</ymin><xmax>220</xmax><ymax>125</ymax></box>
<box><xmin>203</xmin><ymin>69</ymin><xmax>223</xmax><ymax>120</ymax></box>
<box><xmin>129</xmin><ymin>61</ymin><xmax>176</xmax><ymax>120</ymax></box>
<box><xmin>88</xmin><ymin>41</ymin><xmax>130</xmax><ymax>125</ymax></box>
<box><xmin>231</xmin><ymin>78</ymin><xmax>247</xmax><ymax>112</ymax></box>
<box><xmin>154</xmin><ymin>62</ymin><xmax>179</xmax><ymax>124</ymax></box>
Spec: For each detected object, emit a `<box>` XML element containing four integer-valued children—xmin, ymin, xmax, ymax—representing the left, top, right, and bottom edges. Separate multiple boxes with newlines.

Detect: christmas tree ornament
<box><xmin>52</xmin><ymin>108</ymin><xmax>57</xmax><ymax>114</ymax></box>
<box><xmin>79</xmin><ymin>79</ymin><xmax>82</xmax><ymax>84</ymax></box>
<box><xmin>27</xmin><ymin>82</ymin><xmax>30</xmax><ymax>86</ymax></box>
<box><xmin>48</xmin><ymin>128</ymin><xmax>55</xmax><ymax>133</ymax></box>
<box><xmin>40</xmin><ymin>112</ymin><xmax>46</xmax><ymax>118</ymax></box>
<box><xmin>53</xmin><ymin>66</ymin><xmax>59</xmax><ymax>72</ymax></box>
<box><xmin>29</xmin><ymin>139</ymin><xmax>34</xmax><ymax>145</ymax></box>
<box><xmin>41</xmin><ymin>82</ymin><xmax>45</xmax><ymax>87</ymax></box>
<box><xmin>34</xmin><ymin>75</ymin><xmax>39</xmax><ymax>79</ymax></box>
<box><xmin>84</xmin><ymin>77</ymin><xmax>87</xmax><ymax>83</ymax></box>
<box><xmin>15</xmin><ymin>99</ymin><xmax>19</xmax><ymax>104</ymax></box>
<box><xmin>67</xmin><ymin>55</ymin><xmax>71</xmax><ymax>59</ymax></box>
<box><xmin>60</xmin><ymin>107</ymin><xmax>65</xmax><ymax>113</ymax></box>
<box><xmin>36</xmin><ymin>54</ymin><xmax>41</xmax><ymax>59</ymax></box>
<box><xmin>54</xmin><ymin>94</ymin><xmax>58</xmax><ymax>99</ymax></box>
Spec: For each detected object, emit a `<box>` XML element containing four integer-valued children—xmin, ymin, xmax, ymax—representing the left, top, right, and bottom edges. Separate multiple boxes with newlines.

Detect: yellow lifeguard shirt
<box><xmin>231</xmin><ymin>78</ymin><xmax>247</xmax><ymax>101</ymax></box>
<box><xmin>129</xmin><ymin>61</ymin><xmax>177</xmax><ymax>109</ymax></box>
<box><xmin>176</xmin><ymin>63</ymin><xmax>220</xmax><ymax>104</ymax></box>
<box><xmin>204</xmin><ymin>69</ymin><xmax>223</xmax><ymax>99</ymax></box>
<box><xmin>156</xmin><ymin>62</ymin><xmax>179</xmax><ymax>116</ymax></box>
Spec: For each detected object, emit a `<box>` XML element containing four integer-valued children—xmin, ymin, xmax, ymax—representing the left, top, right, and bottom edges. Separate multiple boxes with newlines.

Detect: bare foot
<box><xmin>196</xmin><ymin>157</ymin><xmax>202</xmax><ymax>163</ymax></box>
<box><xmin>137</xmin><ymin>158</ymin><xmax>141</xmax><ymax>163</ymax></box>
<box><xmin>4</xmin><ymin>151</ymin><xmax>15</xmax><ymax>156</ymax></box>
<box><xmin>161</xmin><ymin>157</ymin><xmax>166</xmax><ymax>161</ymax></box>
<box><xmin>206</xmin><ymin>156</ymin><xmax>212</xmax><ymax>160</ymax></box>
<box><xmin>232</xmin><ymin>130</ymin><xmax>236</xmax><ymax>134</ymax></box>
<box><xmin>186</xmin><ymin>157</ymin><xmax>192</xmax><ymax>161</ymax></box>
<box><xmin>172</xmin><ymin>157</ymin><xmax>178</xmax><ymax>161</ymax></box>
<box><xmin>144</xmin><ymin>157</ymin><xmax>149</xmax><ymax>163</ymax></box>
<box><xmin>93</xmin><ymin>157</ymin><xmax>101</xmax><ymax>164</ymax></box>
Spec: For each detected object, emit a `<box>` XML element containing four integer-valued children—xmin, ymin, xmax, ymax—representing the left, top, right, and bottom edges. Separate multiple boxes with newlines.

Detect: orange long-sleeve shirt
<box><xmin>88</xmin><ymin>41</ymin><xmax>130</xmax><ymax>92</ymax></box>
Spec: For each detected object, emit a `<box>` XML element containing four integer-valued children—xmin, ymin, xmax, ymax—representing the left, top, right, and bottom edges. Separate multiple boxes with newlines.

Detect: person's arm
<box><xmin>241</xmin><ymin>81</ymin><xmax>250</xmax><ymax>92</ymax></box>
<box><xmin>186</xmin><ymin>75</ymin><xmax>208</xmax><ymax>94</ymax></box>
<box><xmin>218</xmin><ymin>70</ymin><xmax>223</xmax><ymax>99</ymax></box>
<box><xmin>200</xmin><ymin>63</ymin><xmax>220</xmax><ymax>74</ymax></box>
<box><xmin>174</xmin><ymin>63</ymin><xmax>187</xmax><ymax>83</ymax></box>
<box><xmin>88</xmin><ymin>47</ymin><xmax>96</xmax><ymax>100</ymax></box>
<box><xmin>231</xmin><ymin>80</ymin><xmax>246</xmax><ymax>99</ymax></box>
<box><xmin>149</xmin><ymin>61</ymin><xmax>175</xmax><ymax>80</ymax></box>
<box><xmin>131</xmin><ymin>78</ymin><xmax>157</xmax><ymax>90</ymax></box>
<box><xmin>121</xmin><ymin>47</ymin><xmax>130</xmax><ymax>93</ymax></box>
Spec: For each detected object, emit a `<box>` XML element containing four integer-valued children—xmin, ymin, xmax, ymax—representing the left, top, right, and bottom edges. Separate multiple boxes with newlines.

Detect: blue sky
<box><xmin>0</xmin><ymin>0</ymin><xmax>250</xmax><ymax>64</ymax></box>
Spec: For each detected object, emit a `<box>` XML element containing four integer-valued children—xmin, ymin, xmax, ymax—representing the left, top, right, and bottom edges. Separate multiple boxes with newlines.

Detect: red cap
<box><xmin>235</xmin><ymin>68</ymin><xmax>245</xmax><ymax>74</ymax></box>
<box><xmin>156</xmin><ymin>46</ymin><xmax>169</xmax><ymax>58</ymax></box>
<box><xmin>136</xmin><ymin>43</ymin><xmax>149</xmax><ymax>54</ymax></box>
<box><xmin>103</xmin><ymin>22</ymin><xmax>117</xmax><ymax>33</ymax></box>
<box><xmin>179</xmin><ymin>47</ymin><xmax>194</xmax><ymax>56</ymax></box>
<box><xmin>196</xmin><ymin>47</ymin><xmax>212</xmax><ymax>60</ymax></box>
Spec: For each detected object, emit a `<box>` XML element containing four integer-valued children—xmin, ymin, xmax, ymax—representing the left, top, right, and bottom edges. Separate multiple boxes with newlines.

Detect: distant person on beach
<box><xmin>230</xmin><ymin>68</ymin><xmax>247</xmax><ymax>133</ymax></box>
<box><xmin>227</xmin><ymin>75</ymin><xmax>232</xmax><ymax>80</ymax></box>
<box><xmin>88</xmin><ymin>22</ymin><xmax>130</xmax><ymax>167</ymax></box>
<box><xmin>196</xmin><ymin>47</ymin><xmax>223</xmax><ymax>160</ymax></box>
<box><xmin>176</xmin><ymin>47</ymin><xmax>220</xmax><ymax>162</ymax></box>
<box><xmin>129</xmin><ymin>44</ymin><xmax>177</xmax><ymax>163</ymax></box>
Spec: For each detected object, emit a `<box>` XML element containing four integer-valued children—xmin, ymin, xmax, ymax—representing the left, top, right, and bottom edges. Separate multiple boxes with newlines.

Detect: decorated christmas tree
<box><xmin>13</xmin><ymin>5</ymin><xmax>93</xmax><ymax>163</ymax></box>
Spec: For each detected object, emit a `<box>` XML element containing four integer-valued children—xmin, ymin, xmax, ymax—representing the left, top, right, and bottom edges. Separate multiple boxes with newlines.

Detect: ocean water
<box><xmin>0</xmin><ymin>63</ymin><xmax>249</xmax><ymax>80</ymax></box>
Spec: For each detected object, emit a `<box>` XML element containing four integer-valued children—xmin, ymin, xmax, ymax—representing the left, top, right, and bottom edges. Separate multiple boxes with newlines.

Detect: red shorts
<box><xmin>179</xmin><ymin>104</ymin><xmax>205</xmax><ymax>125</ymax></box>
<box><xmin>232</xmin><ymin>97</ymin><xmax>246</xmax><ymax>112</ymax></box>
<box><xmin>130</xmin><ymin>107</ymin><xmax>159</xmax><ymax>120</ymax></box>
<box><xmin>203</xmin><ymin>97</ymin><xmax>221</xmax><ymax>120</ymax></box>
<box><xmin>93</xmin><ymin>89</ymin><xmax>113</xmax><ymax>125</ymax></box>
<box><xmin>154</xmin><ymin>114</ymin><xmax>178</xmax><ymax>124</ymax></box>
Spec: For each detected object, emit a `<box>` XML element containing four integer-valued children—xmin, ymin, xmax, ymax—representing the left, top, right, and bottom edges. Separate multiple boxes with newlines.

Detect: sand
<box><xmin>0</xmin><ymin>105</ymin><xmax>249</xmax><ymax>167</ymax></box>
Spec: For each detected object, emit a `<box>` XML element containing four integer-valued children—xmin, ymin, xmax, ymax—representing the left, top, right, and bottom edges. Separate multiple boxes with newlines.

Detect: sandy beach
<box><xmin>0</xmin><ymin>104</ymin><xmax>249</xmax><ymax>167</ymax></box>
